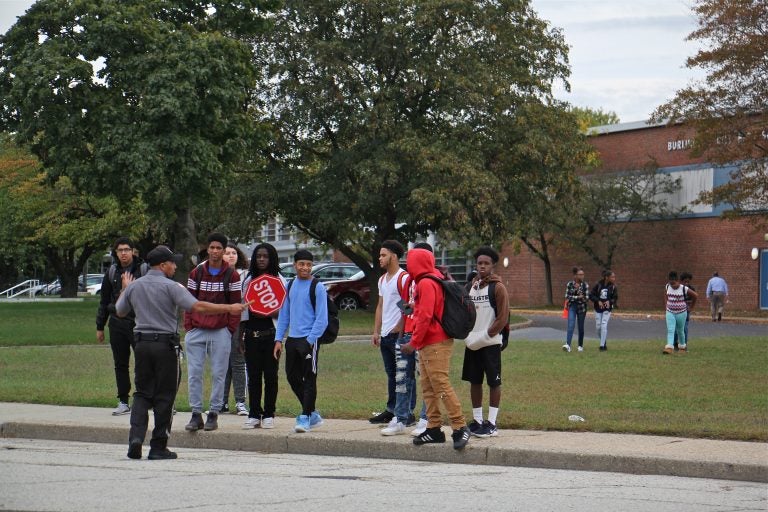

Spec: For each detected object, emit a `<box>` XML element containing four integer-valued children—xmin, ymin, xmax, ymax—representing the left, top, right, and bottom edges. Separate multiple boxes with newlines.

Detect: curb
<box><xmin>2</xmin><ymin>415</ymin><xmax>765</xmax><ymax>483</ymax></box>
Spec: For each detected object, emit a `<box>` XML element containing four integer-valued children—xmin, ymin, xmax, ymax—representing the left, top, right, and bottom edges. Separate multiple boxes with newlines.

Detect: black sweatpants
<box><xmin>243</xmin><ymin>330</ymin><xmax>279</xmax><ymax>418</ymax></box>
<box><xmin>129</xmin><ymin>339</ymin><xmax>180</xmax><ymax>450</ymax></box>
<box><xmin>284</xmin><ymin>337</ymin><xmax>319</xmax><ymax>416</ymax></box>
<box><xmin>108</xmin><ymin>316</ymin><xmax>136</xmax><ymax>403</ymax></box>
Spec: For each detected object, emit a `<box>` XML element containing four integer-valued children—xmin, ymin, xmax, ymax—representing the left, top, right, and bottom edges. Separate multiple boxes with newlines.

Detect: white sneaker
<box><xmin>562</xmin><ymin>344</ymin><xmax>571</xmax><ymax>353</ymax></box>
<box><xmin>112</xmin><ymin>402</ymin><xmax>130</xmax><ymax>416</ymax></box>
<box><xmin>577</xmin><ymin>346</ymin><xmax>584</xmax><ymax>352</ymax></box>
<box><xmin>410</xmin><ymin>418</ymin><xmax>428</xmax><ymax>436</ymax></box>
<box><xmin>235</xmin><ymin>402</ymin><xmax>248</xmax><ymax>416</ymax></box>
<box><xmin>382</xmin><ymin>416</ymin><xmax>398</xmax><ymax>429</ymax></box>
<box><xmin>261</xmin><ymin>417</ymin><xmax>274</xmax><ymax>429</ymax></box>
<box><xmin>381</xmin><ymin>421</ymin><xmax>406</xmax><ymax>436</ymax></box>
<box><xmin>242</xmin><ymin>417</ymin><xmax>260</xmax><ymax>429</ymax></box>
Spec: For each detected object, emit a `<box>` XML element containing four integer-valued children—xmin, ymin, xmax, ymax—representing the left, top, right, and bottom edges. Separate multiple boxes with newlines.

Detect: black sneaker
<box><xmin>204</xmin><ymin>412</ymin><xmax>218</xmax><ymax>431</ymax></box>
<box><xmin>369</xmin><ymin>410</ymin><xmax>394</xmax><ymax>424</ymax></box>
<box><xmin>406</xmin><ymin>413</ymin><xmax>417</xmax><ymax>427</ymax></box>
<box><xmin>468</xmin><ymin>420</ymin><xmax>483</xmax><ymax>436</ymax></box>
<box><xmin>413</xmin><ymin>426</ymin><xmax>446</xmax><ymax>445</ymax></box>
<box><xmin>127</xmin><ymin>438</ymin><xmax>142</xmax><ymax>460</ymax></box>
<box><xmin>452</xmin><ymin>426</ymin><xmax>470</xmax><ymax>450</ymax></box>
<box><xmin>599</xmin><ymin>345</ymin><xmax>607</xmax><ymax>352</ymax></box>
<box><xmin>221</xmin><ymin>403</ymin><xmax>230</xmax><ymax>414</ymax></box>
<box><xmin>147</xmin><ymin>448</ymin><xmax>178</xmax><ymax>460</ymax></box>
<box><xmin>185</xmin><ymin>412</ymin><xmax>204</xmax><ymax>432</ymax></box>
<box><xmin>482</xmin><ymin>420</ymin><xmax>498</xmax><ymax>437</ymax></box>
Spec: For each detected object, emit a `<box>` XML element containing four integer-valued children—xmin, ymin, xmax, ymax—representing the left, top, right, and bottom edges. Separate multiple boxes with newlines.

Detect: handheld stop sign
<box><xmin>244</xmin><ymin>275</ymin><xmax>286</xmax><ymax>315</ymax></box>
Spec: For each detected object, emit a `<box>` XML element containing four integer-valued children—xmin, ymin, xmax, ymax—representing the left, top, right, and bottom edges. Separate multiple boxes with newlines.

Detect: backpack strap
<box><xmin>192</xmin><ymin>264</ymin><xmax>234</xmax><ymax>302</ymax></box>
<box><xmin>488</xmin><ymin>281</ymin><xmax>497</xmax><ymax>314</ymax></box>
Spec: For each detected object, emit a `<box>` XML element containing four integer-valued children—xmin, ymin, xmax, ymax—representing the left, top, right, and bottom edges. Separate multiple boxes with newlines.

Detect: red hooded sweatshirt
<box><xmin>406</xmin><ymin>248</ymin><xmax>449</xmax><ymax>350</ymax></box>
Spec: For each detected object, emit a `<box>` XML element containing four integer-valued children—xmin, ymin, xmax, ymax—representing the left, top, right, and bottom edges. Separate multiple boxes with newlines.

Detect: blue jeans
<box><xmin>394</xmin><ymin>333</ymin><xmax>417</xmax><ymax>423</ymax></box>
<box><xmin>185</xmin><ymin>327</ymin><xmax>232</xmax><ymax>414</ymax></box>
<box><xmin>379</xmin><ymin>333</ymin><xmax>399</xmax><ymax>413</ymax></box>
<box><xmin>594</xmin><ymin>310</ymin><xmax>611</xmax><ymax>347</ymax></box>
<box><xmin>566</xmin><ymin>305</ymin><xmax>586</xmax><ymax>347</ymax></box>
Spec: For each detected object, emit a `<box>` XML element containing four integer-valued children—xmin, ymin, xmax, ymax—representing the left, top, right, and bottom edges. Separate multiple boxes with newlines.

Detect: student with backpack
<box><xmin>96</xmin><ymin>237</ymin><xmax>149</xmax><ymax>416</ymax></box>
<box><xmin>663</xmin><ymin>271</ymin><xmax>698</xmax><ymax>355</ymax></box>
<box><xmin>400</xmin><ymin>248</ymin><xmax>470</xmax><ymax>450</ymax></box>
<box><xmin>183</xmin><ymin>233</ymin><xmax>242</xmax><ymax>433</ymax></box>
<box><xmin>461</xmin><ymin>247</ymin><xmax>509</xmax><ymax>439</ymax></box>
<box><xmin>589</xmin><ymin>270</ymin><xmax>618</xmax><ymax>352</ymax></box>
<box><xmin>371</xmin><ymin>240</ymin><xmax>414</xmax><ymax>432</ymax></box>
<box><xmin>274</xmin><ymin>249</ymin><xmax>329</xmax><ymax>433</ymax></box>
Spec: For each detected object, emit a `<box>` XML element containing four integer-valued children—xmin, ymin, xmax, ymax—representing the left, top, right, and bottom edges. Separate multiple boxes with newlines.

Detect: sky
<box><xmin>0</xmin><ymin>0</ymin><xmax>704</xmax><ymax>123</ymax></box>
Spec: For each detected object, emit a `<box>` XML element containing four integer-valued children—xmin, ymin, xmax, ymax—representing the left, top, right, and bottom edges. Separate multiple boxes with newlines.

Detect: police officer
<box><xmin>116</xmin><ymin>245</ymin><xmax>248</xmax><ymax>460</ymax></box>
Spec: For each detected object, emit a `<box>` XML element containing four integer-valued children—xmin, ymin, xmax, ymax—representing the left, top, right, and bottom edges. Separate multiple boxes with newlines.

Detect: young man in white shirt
<box><xmin>461</xmin><ymin>246</ymin><xmax>509</xmax><ymax>438</ymax></box>
<box><xmin>370</xmin><ymin>240</ymin><xmax>412</xmax><ymax>429</ymax></box>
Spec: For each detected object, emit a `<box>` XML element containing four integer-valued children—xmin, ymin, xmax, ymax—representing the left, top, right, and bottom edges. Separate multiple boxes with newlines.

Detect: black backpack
<box><xmin>108</xmin><ymin>262</ymin><xmax>149</xmax><ymax>284</ymax></box>
<box><xmin>488</xmin><ymin>281</ymin><xmax>510</xmax><ymax>351</ymax></box>
<box><xmin>287</xmin><ymin>277</ymin><xmax>339</xmax><ymax>344</ymax></box>
<box><xmin>423</xmin><ymin>274</ymin><xmax>476</xmax><ymax>340</ymax></box>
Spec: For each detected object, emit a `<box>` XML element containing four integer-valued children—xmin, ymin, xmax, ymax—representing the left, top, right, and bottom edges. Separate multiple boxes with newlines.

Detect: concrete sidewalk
<box><xmin>1</xmin><ymin>402</ymin><xmax>765</xmax><ymax>482</ymax></box>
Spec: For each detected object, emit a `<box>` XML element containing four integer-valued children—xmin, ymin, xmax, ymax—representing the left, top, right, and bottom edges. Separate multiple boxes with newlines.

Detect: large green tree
<box><xmin>653</xmin><ymin>0</ymin><xmax>767</xmax><ymax>219</ymax></box>
<box><xmin>0</xmin><ymin>136</ymin><xmax>147</xmax><ymax>297</ymax></box>
<box><xmin>253</xmin><ymin>0</ymin><xmax>570</xmax><ymax>302</ymax></box>
<box><xmin>0</xmin><ymin>0</ymin><xmax>275</xmax><ymax>273</ymax></box>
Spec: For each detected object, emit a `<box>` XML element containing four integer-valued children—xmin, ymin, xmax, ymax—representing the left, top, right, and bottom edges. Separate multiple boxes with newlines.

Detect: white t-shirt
<box><xmin>463</xmin><ymin>283</ymin><xmax>502</xmax><ymax>350</ymax></box>
<box><xmin>379</xmin><ymin>268</ymin><xmax>407</xmax><ymax>337</ymax></box>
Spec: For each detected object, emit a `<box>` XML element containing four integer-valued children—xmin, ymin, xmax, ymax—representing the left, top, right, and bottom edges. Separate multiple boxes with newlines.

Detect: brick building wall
<box><xmin>497</xmin><ymin>122</ymin><xmax>767</xmax><ymax>312</ymax></box>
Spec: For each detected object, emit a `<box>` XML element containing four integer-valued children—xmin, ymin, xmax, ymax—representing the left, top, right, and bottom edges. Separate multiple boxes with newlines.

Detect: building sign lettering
<box><xmin>667</xmin><ymin>139</ymin><xmax>692</xmax><ymax>151</ymax></box>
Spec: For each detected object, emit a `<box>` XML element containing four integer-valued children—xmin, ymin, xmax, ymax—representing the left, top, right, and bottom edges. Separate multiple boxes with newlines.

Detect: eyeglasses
<box><xmin>116</xmin><ymin>249</ymin><xmax>133</xmax><ymax>253</ymax></box>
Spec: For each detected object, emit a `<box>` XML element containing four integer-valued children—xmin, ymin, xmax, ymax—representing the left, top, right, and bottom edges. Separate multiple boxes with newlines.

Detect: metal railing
<box><xmin>1</xmin><ymin>280</ymin><xmax>42</xmax><ymax>299</ymax></box>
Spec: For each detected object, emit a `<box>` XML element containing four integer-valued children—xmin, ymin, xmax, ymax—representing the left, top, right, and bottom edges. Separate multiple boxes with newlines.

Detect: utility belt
<box><xmin>134</xmin><ymin>332</ymin><xmax>180</xmax><ymax>347</ymax></box>
<box><xmin>243</xmin><ymin>327</ymin><xmax>276</xmax><ymax>340</ymax></box>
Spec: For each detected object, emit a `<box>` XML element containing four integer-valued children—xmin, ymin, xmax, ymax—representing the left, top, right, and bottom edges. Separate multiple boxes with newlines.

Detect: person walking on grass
<box><xmin>461</xmin><ymin>247</ymin><xmax>509</xmax><ymax>439</ymax></box>
<box><xmin>673</xmin><ymin>272</ymin><xmax>695</xmax><ymax>351</ymax></box>
<box><xmin>589</xmin><ymin>270</ymin><xmax>618</xmax><ymax>352</ymax></box>
<box><xmin>117</xmin><ymin>245</ymin><xmax>248</xmax><ymax>460</ymax></box>
<box><xmin>274</xmin><ymin>250</ymin><xmax>328</xmax><ymax>433</ymax></box>
<box><xmin>96</xmin><ymin>237</ymin><xmax>148</xmax><ymax>416</ymax></box>
<box><xmin>706</xmin><ymin>271</ymin><xmax>728</xmax><ymax>322</ymax></box>
<box><xmin>183</xmin><ymin>233</ymin><xmax>242</xmax><ymax>433</ymax></box>
<box><xmin>563</xmin><ymin>266</ymin><xmax>589</xmax><ymax>353</ymax></box>
<box><xmin>663</xmin><ymin>271</ymin><xmax>698</xmax><ymax>355</ymax></box>
<box><xmin>240</xmin><ymin>243</ymin><xmax>284</xmax><ymax>430</ymax></box>
<box><xmin>400</xmin><ymin>248</ymin><xmax>470</xmax><ymax>450</ymax></box>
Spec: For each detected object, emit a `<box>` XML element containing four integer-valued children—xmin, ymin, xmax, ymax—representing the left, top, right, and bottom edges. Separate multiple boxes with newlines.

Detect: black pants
<box><xmin>129</xmin><ymin>338</ymin><xmax>180</xmax><ymax>450</ymax></box>
<box><xmin>285</xmin><ymin>337</ymin><xmax>319</xmax><ymax>416</ymax></box>
<box><xmin>108</xmin><ymin>316</ymin><xmax>136</xmax><ymax>403</ymax></box>
<box><xmin>243</xmin><ymin>330</ymin><xmax>279</xmax><ymax>418</ymax></box>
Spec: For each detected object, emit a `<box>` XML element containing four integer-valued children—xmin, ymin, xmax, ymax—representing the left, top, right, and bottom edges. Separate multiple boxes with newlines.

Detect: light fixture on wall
<box><xmin>503</xmin><ymin>257</ymin><xmax>509</xmax><ymax>268</ymax></box>
<box><xmin>752</xmin><ymin>248</ymin><xmax>759</xmax><ymax>260</ymax></box>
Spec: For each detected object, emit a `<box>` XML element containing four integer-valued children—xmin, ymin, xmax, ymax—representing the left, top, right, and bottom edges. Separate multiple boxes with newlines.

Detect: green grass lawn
<box><xmin>0</xmin><ymin>301</ymin><xmax>765</xmax><ymax>441</ymax></box>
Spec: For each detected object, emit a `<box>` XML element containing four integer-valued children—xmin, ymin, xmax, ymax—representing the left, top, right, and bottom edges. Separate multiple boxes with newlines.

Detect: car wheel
<box><xmin>337</xmin><ymin>293</ymin><xmax>360</xmax><ymax>311</ymax></box>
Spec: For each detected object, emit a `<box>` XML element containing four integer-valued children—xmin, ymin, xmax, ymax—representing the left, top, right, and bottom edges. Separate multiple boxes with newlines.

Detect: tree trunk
<box><xmin>44</xmin><ymin>246</ymin><xmax>94</xmax><ymax>298</ymax></box>
<box><xmin>173</xmin><ymin>201</ymin><xmax>199</xmax><ymax>283</ymax></box>
<box><xmin>540</xmin><ymin>233</ymin><xmax>554</xmax><ymax>306</ymax></box>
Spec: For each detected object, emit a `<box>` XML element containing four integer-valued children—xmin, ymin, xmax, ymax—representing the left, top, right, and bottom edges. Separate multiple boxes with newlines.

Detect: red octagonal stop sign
<box><xmin>244</xmin><ymin>274</ymin><xmax>287</xmax><ymax>316</ymax></box>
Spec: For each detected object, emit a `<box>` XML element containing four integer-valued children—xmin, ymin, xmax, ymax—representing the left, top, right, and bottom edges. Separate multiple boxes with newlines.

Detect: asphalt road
<box><xmin>511</xmin><ymin>314</ymin><xmax>767</xmax><ymax>342</ymax></box>
<box><xmin>1</xmin><ymin>438</ymin><xmax>765</xmax><ymax>512</ymax></box>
